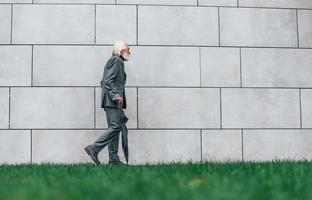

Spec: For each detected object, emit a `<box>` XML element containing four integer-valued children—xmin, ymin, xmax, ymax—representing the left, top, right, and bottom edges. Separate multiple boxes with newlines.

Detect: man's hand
<box><xmin>114</xmin><ymin>96</ymin><xmax>123</xmax><ymax>104</ymax></box>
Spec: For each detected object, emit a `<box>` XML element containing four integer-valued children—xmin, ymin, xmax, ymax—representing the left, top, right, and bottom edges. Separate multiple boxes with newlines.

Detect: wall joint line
<box><xmin>241</xmin><ymin>129</ymin><xmax>244</xmax><ymax>162</ymax></box>
<box><xmin>295</xmin><ymin>9</ymin><xmax>300</xmax><ymax>48</ymax></box>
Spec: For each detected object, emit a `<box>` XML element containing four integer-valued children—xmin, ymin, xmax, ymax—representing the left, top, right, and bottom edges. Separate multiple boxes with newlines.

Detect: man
<box><xmin>84</xmin><ymin>40</ymin><xmax>130</xmax><ymax>165</ymax></box>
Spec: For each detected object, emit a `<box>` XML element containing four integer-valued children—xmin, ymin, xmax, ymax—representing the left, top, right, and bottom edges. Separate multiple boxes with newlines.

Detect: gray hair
<box><xmin>112</xmin><ymin>40</ymin><xmax>127</xmax><ymax>55</ymax></box>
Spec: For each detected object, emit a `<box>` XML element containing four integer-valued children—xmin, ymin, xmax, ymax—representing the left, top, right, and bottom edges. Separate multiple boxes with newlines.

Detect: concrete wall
<box><xmin>1</xmin><ymin>0</ymin><xmax>312</xmax><ymax>164</ymax></box>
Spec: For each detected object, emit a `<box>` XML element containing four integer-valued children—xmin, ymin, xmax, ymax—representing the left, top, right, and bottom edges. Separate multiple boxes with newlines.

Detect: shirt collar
<box><xmin>112</xmin><ymin>53</ymin><xmax>126</xmax><ymax>61</ymax></box>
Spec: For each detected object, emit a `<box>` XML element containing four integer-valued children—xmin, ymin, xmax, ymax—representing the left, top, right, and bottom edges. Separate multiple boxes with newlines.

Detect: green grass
<box><xmin>0</xmin><ymin>160</ymin><xmax>311</xmax><ymax>200</ymax></box>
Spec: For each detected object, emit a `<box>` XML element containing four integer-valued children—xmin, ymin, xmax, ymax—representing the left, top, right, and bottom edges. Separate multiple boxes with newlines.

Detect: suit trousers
<box><xmin>90</xmin><ymin>106</ymin><xmax>122</xmax><ymax>161</ymax></box>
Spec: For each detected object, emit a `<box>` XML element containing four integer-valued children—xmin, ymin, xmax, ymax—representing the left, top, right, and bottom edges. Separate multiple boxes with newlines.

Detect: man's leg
<box><xmin>90</xmin><ymin>106</ymin><xmax>122</xmax><ymax>154</ymax></box>
<box><xmin>106</xmin><ymin>107</ymin><xmax>121</xmax><ymax>161</ymax></box>
<box><xmin>108</xmin><ymin>132</ymin><xmax>120</xmax><ymax>161</ymax></box>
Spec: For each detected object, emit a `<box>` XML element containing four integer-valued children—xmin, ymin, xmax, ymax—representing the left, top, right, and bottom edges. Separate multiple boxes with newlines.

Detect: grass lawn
<box><xmin>0</xmin><ymin>160</ymin><xmax>311</xmax><ymax>200</ymax></box>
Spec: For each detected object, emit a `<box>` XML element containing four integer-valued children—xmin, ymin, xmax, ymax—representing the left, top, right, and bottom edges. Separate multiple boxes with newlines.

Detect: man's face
<box><xmin>120</xmin><ymin>44</ymin><xmax>131</xmax><ymax>61</ymax></box>
<box><xmin>123</xmin><ymin>45</ymin><xmax>131</xmax><ymax>56</ymax></box>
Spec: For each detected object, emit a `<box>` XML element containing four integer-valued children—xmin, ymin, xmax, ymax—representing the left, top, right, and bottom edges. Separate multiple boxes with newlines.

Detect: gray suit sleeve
<box><xmin>103</xmin><ymin>58</ymin><xmax>122</xmax><ymax>101</ymax></box>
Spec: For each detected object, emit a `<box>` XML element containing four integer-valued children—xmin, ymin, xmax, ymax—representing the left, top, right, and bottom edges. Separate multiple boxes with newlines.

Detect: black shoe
<box><xmin>84</xmin><ymin>145</ymin><xmax>101</xmax><ymax>165</ymax></box>
<box><xmin>108</xmin><ymin>160</ymin><xmax>126</xmax><ymax>165</ymax></box>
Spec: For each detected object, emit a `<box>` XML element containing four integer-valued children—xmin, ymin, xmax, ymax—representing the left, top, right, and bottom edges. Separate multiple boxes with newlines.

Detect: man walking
<box><xmin>85</xmin><ymin>40</ymin><xmax>130</xmax><ymax>165</ymax></box>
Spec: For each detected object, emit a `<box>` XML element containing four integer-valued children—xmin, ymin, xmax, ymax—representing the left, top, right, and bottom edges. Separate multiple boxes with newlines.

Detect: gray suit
<box><xmin>90</xmin><ymin>53</ymin><xmax>127</xmax><ymax>162</ymax></box>
<box><xmin>101</xmin><ymin>54</ymin><xmax>127</xmax><ymax>109</ymax></box>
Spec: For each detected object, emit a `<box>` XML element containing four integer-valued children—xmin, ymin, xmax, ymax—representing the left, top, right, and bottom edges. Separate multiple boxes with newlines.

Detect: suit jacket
<box><xmin>100</xmin><ymin>53</ymin><xmax>127</xmax><ymax>109</ymax></box>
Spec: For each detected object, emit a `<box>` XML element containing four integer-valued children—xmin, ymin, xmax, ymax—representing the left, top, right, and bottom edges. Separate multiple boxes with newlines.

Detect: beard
<box><xmin>121</xmin><ymin>52</ymin><xmax>130</xmax><ymax>61</ymax></box>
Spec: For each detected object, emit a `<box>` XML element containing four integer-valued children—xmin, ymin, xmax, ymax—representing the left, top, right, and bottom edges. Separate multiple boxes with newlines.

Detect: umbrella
<box><xmin>119</xmin><ymin>103</ymin><xmax>129</xmax><ymax>165</ymax></box>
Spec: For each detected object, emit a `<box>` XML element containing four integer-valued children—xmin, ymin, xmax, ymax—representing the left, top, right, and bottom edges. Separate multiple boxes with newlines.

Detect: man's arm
<box><xmin>103</xmin><ymin>58</ymin><xmax>122</xmax><ymax>101</ymax></box>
